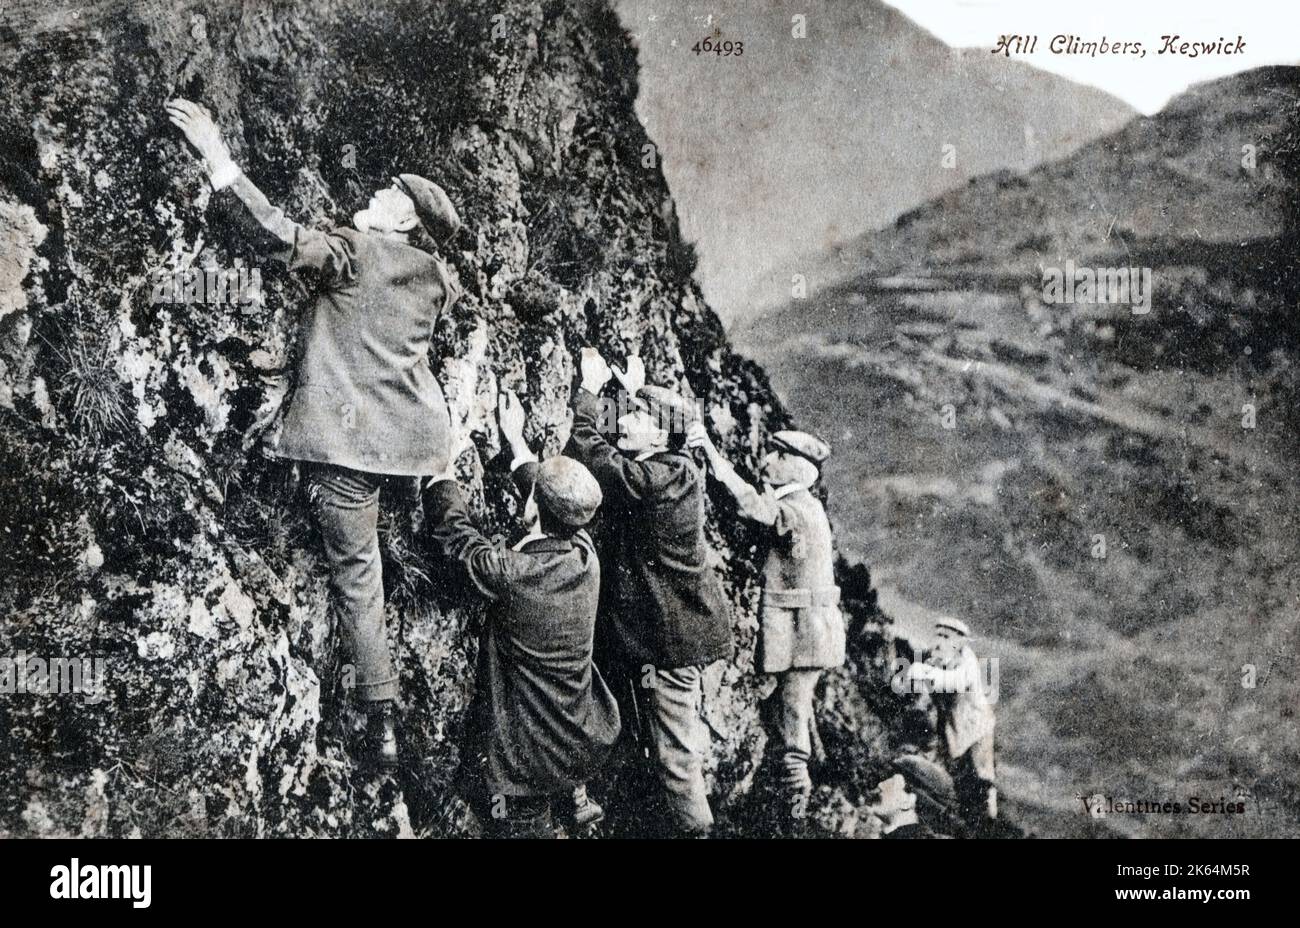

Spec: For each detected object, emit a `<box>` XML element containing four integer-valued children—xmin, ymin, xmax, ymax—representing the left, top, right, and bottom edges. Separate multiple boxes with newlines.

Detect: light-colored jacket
<box><xmin>222</xmin><ymin>173</ymin><xmax>457</xmax><ymax>476</ymax></box>
<box><xmin>923</xmin><ymin>646</ymin><xmax>996</xmax><ymax>759</ymax></box>
<box><xmin>711</xmin><ymin>461</ymin><xmax>845</xmax><ymax>672</ymax></box>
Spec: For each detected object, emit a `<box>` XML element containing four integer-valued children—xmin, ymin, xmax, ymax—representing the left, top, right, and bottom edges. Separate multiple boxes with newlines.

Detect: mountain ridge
<box><xmin>616</xmin><ymin>0</ymin><xmax>1137</xmax><ymax>323</ymax></box>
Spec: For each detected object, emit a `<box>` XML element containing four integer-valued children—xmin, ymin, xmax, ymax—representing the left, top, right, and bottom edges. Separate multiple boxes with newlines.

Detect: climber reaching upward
<box><xmin>565</xmin><ymin>350</ymin><xmax>733</xmax><ymax>838</ymax></box>
<box><xmin>165</xmin><ymin>98</ymin><xmax>462</xmax><ymax>767</ymax></box>
<box><xmin>689</xmin><ymin>422</ymin><xmax>846</xmax><ymax>833</ymax></box>
<box><xmin>424</xmin><ymin>391</ymin><xmax>620</xmax><ymax>837</ymax></box>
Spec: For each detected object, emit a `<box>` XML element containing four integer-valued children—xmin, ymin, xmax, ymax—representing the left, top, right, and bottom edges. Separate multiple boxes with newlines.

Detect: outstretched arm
<box><xmin>425</xmin><ymin>480</ymin><xmax>520</xmax><ymax>602</ymax></box>
<box><xmin>165</xmin><ymin>99</ymin><xmax>355</xmax><ymax>282</ymax></box>
<box><xmin>423</xmin><ymin>407</ymin><xmax>519</xmax><ymax>601</ymax></box>
<box><xmin>564</xmin><ymin>348</ymin><xmax>652</xmax><ymax>501</ymax></box>
<box><xmin>687</xmin><ymin>423</ymin><xmax>781</xmax><ymax>526</ymax></box>
<box><xmin>497</xmin><ymin>389</ymin><xmax>537</xmax><ymax>469</ymax></box>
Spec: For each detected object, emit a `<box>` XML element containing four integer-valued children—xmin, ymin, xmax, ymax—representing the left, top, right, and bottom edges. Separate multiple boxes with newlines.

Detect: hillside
<box><xmin>735</xmin><ymin>67</ymin><xmax>1300</xmax><ymax>838</ymax></box>
<box><xmin>821</xmin><ymin>66</ymin><xmax>1296</xmax><ymax>276</ymax></box>
<box><xmin>0</xmin><ymin>0</ymin><xmax>895</xmax><ymax>838</ymax></box>
<box><xmin>616</xmin><ymin>0</ymin><xmax>1136</xmax><ymax>323</ymax></box>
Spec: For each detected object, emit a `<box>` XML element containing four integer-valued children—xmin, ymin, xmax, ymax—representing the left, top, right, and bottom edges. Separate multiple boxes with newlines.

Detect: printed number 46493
<box><xmin>692</xmin><ymin>37</ymin><xmax>743</xmax><ymax>56</ymax></box>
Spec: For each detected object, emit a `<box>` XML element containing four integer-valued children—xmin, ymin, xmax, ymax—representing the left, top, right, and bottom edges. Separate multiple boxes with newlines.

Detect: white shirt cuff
<box><xmin>208</xmin><ymin>160</ymin><xmax>241</xmax><ymax>191</ymax></box>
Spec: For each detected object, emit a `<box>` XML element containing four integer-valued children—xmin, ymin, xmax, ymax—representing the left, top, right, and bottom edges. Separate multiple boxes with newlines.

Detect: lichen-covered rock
<box><xmin>0</xmin><ymin>0</ymin><xmax>892</xmax><ymax>837</ymax></box>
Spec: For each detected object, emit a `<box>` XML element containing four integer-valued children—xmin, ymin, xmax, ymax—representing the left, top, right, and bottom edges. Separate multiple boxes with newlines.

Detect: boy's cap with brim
<box><xmin>771</xmin><ymin>429</ymin><xmax>831</xmax><ymax>464</ymax></box>
<box><xmin>934</xmin><ymin>617</ymin><xmax>972</xmax><ymax>638</ymax></box>
<box><xmin>534</xmin><ymin>456</ymin><xmax>603</xmax><ymax>528</ymax></box>
<box><xmin>638</xmin><ymin>385</ymin><xmax>701</xmax><ymax>432</ymax></box>
<box><xmin>891</xmin><ymin>753</ymin><xmax>956</xmax><ymax>800</ymax></box>
<box><xmin>395</xmin><ymin>173</ymin><xmax>461</xmax><ymax>244</ymax></box>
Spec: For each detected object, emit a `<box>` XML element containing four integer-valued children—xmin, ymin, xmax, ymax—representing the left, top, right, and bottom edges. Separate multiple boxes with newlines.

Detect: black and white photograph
<box><xmin>0</xmin><ymin>0</ymin><xmax>1296</xmax><ymax>899</ymax></box>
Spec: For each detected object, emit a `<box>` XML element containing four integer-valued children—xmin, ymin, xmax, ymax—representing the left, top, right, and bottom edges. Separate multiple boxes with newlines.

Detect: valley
<box><xmin>738</xmin><ymin>274</ymin><xmax>1299</xmax><ymax>838</ymax></box>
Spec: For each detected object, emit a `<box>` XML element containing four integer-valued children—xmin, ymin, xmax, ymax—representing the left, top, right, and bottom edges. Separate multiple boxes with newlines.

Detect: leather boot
<box><xmin>569</xmin><ymin>784</ymin><xmax>605</xmax><ymax>829</ymax></box>
<box><xmin>365</xmin><ymin>699</ymin><xmax>399</xmax><ymax>769</ymax></box>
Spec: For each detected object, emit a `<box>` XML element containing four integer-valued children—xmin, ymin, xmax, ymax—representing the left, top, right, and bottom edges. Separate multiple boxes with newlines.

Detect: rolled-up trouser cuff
<box><xmin>953</xmin><ymin>734</ymin><xmax>997</xmax><ymax>819</ymax></box>
<box><xmin>354</xmin><ymin>675</ymin><xmax>400</xmax><ymax>702</ymax></box>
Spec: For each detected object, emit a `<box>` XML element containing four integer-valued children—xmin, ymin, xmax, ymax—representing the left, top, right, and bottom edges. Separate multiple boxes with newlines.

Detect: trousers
<box><xmin>305</xmin><ymin>464</ymin><xmax>399</xmax><ymax>702</ymax></box>
<box><xmin>951</xmin><ymin>732</ymin><xmax>997</xmax><ymax>822</ymax></box>
<box><xmin>642</xmin><ymin>664</ymin><xmax>715</xmax><ymax>835</ymax></box>
<box><xmin>775</xmin><ymin>668</ymin><xmax>822</xmax><ymax>795</ymax></box>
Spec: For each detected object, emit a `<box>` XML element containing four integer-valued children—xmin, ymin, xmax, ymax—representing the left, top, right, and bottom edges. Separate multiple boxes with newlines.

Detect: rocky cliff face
<box><xmin>0</xmin><ymin>0</ymin><xmax>890</xmax><ymax>837</ymax></box>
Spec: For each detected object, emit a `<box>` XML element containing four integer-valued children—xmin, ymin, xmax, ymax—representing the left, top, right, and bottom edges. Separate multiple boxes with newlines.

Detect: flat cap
<box><xmin>396</xmin><ymin>173</ymin><xmax>461</xmax><ymax>244</ymax></box>
<box><xmin>534</xmin><ymin>456</ymin><xmax>603</xmax><ymax>528</ymax></box>
<box><xmin>934</xmin><ymin>617</ymin><xmax>972</xmax><ymax>638</ymax></box>
<box><xmin>771</xmin><ymin>429</ymin><xmax>831</xmax><ymax>464</ymax></box>
<box><xmin>891</xmin><ymin>753</ymin><xmax>956</xmax><ymax>800</ymax></box>
<box><xmin>639</xmin><ymin>385</ymin><xmax>701</xmax><ymax>433</ymax></box>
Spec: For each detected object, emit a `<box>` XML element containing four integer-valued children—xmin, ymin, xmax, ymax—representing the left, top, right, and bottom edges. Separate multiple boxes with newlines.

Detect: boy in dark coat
<box><xmin>566</xmin><ymin>350</ymin><xmax>732</xmax><ymax>836</ymax></box>
<box><xmin>425</xmin><ymin>392</ymin><xmax>620</xmax><ymax>837</ymax></box>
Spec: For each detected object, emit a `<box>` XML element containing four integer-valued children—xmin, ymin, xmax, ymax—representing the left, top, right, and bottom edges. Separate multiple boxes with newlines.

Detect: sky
<box><xmin>884</xmin><ymin>0</ymin><xmax>1299</xmax><ymax>113</ymax></box>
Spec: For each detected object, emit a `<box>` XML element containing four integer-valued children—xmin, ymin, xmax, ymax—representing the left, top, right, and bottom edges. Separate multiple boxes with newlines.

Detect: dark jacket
<box><xmin>223</xmin><ymin>173</ymin><xmax>456</xmax><ymax>476</ymax></box>
<box><xmin>565</xmin><ymin>390</ymin><xmax>732</xmax><ymax>670</ymax></box>
<box><xmin>425</xmin><ymin>464</ymin><xmax>621</xmax><ymax>797</ymax></box>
